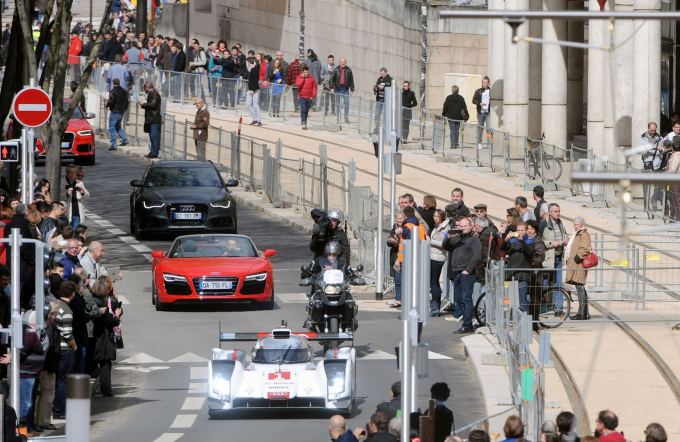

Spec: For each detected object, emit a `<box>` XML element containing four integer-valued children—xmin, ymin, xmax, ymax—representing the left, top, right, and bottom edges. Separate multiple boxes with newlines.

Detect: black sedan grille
<box><xmin>192</xmin><ymin>276</ymin><xmax>239</xmax><ymax>296</ymax></box>
<box><xmin>167</xmin><ymin>203</ymin><xmax>209</xmax><ymax>225</ymax></box>
<box><xmin>61</xmin><ymin>132</ymin><xmax>75</xmax><ymax>150</ymax></box>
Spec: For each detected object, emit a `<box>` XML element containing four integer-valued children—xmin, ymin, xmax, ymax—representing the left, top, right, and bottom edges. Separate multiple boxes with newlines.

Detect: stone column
<box><xmin>488</xmin><ymin>0</ymin><xmax>505</xmax><ymax>130</ymax></box>
<box><xmin>529</xmin><ymin>0</ymin><xmax>543</xmax><ymax>139</ymax></box>
<box><xmin>503</xmin><ymin>0</ymin><xmax>530</xmax><ymax>153</ymax></box>
<box><xmin>605</xmin><ymin>0</ymin><xmax>634</xmax><ymax>156</ymax></box>
<box><xmin>632</xmin><ymin>0</ymin><xmax>661</xmax><ymax>142</ymax></box>
<box><xmin>587</xmin><ymin>0</ymin><xmax>609</xmax><ymax>159</ymax></box>
<box><xmin>541</xmin><ymin>0</ymin><xmax>567</xmax><ymax>151</ymax></box>
<box><xmin>567</xmin><ymin>1</ymin><xmax>584</xmax><ymax>141</ymax></box>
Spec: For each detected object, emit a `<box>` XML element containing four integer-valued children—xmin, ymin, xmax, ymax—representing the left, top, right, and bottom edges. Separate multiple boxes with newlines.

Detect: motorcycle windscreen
<box><xmin>322</xmin><ymin>269</ymin><xmax>344</xmax><ymax>285</ymax></box>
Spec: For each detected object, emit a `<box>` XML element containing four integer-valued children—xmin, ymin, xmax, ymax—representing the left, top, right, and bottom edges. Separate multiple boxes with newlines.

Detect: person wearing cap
<box><xmin>309</xmin><ymin>208</ymin><xmax>350</xmax><ymax>264</ymax></box>
<box><xmin>665</xmin><ymin>136</ymin><xmax>680</xmax><ymax>220</ymax></box>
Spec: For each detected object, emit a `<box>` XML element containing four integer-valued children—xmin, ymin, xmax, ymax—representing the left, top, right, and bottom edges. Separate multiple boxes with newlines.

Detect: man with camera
<box><xmin>309</xmin><ymin>208</ymin><xmax>350</xmax><ymax>264</ymax></box>
<box><xmin>442</xmin><ymin>216</ymin><xmax>481</xmax><ymax>334</ymax></box>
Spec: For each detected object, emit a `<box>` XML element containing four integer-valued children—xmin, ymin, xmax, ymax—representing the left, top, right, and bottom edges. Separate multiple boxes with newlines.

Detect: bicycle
<box><xmin>474</xmin><ymin>284</ymin><xmax>575</xmax><ymax>329</ymax></box>
<box><xmin>526</xmin><ymin>133</ymin><xmax>563</xmax><ymax>182</ymax></box>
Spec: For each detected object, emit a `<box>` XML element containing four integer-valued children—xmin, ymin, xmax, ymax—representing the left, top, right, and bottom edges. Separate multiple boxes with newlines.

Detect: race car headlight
<box><xmin>143</xmin><ymin>200</ymin><xmax>165</xmax><ymax>209</ymax></box>
<box><xmin>163</xmin><ymin>273</ymin><xmax>187</xmax><ymax>283</ymax></box>
<box><xmin>326</xmin><ymin>370</ymin><xmax>346</xmax><ymax>400</ymax></box>
<box><xmin>76</xmin><ymin>130</ymin><xmax>93</xmax><ymax>136</ymax></box>
<box><xmin>210</xmin><ymin>198</ymin><xmax>231</xmax><ymax>209</ymax></box>
<box><xmin>324</xmin><ymin>285</ymin><xmax>341</xmax><ymax>295</ymax></box>
<box><xmin>245</xmin><ymin>272</ymin><xmax>267</xmax><ymax>282</ymax></box>
<box><xmin>212</xmin><ymin>376</ymin><xmax>231</xmax><ymax>396</ymax></box>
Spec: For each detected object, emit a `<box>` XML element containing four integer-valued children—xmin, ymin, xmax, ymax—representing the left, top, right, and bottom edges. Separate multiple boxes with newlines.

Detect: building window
<box><xmin>195</xmin><ymin>0</ymin><xmax>212</xmax><ymax>13</ymax></box>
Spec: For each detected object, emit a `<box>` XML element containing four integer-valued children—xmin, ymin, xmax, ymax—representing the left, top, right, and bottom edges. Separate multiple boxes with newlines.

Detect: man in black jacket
<box><xmin>214</xmin><ymin>46</ymin><xmax>241</xmax><ymax>108</ymax></box>
<box><xmin>444</xmin><ymin>187</ymin><xmax>470</xmax><ymax>221</ymax></box>
<box><xmin>471</xmin><ymin>76</ymin><xmax>491</xmax><ymax>149</ymax></box>
<box><xmin>376</xmin><ymin>381</ymin><xmax>401</xmax><ymax>420</ymax></box>
<box><xmin>4</xmin><ymin>204</ymin><xmax>36</xmax><ymax>309</ymax></box>
<box><xmin>99</xmin><ymin>31</ymin><xmax>123</xmax><ymax>62</ymax></box>
<box><xmin>372</xmin><ymin>68</ymin><xmax>392</xmax><ymax>135</ymax></box>
<box><xmin>140</xmin><ymin>81</ymin><xmax>162</xmax><ymax>158</ymax></box>
<box><xmin>443</xmin><ymin>216</ymin><xmax>481</xmax><ymax>333</ymax></box>
<box><xmin>332</xmin><ymin>58</ymin><xmax>354</xmax><ymax>124</ymax></box>
<box><xmin>106</xmin><ymin>78</ymin><xmax>130</xmax><ymax>151</ymax></box>
<box><xmin>401</xmin><ymin>81</ymin><xmax>417</xmax><ymax>142</ymax></box>
<box><xmin>246</xmin><ymin>56</ymin><xmax>262</xmax><ymax>126</ymax></box>
<box><xmin>442</xmin><ymin>85</ymin><xmax>469</xmax><ymax>149</ymax></box>
<box><xmin>309</xmin><ymin>209</ymin><xmax>350</xmax><ymax>264</ymax></box>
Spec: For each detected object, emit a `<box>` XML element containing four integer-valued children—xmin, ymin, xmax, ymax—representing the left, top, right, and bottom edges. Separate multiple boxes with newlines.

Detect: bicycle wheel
<box><xmin>474</xmin><ymin>293</ymin><xmax>486</xmax><ymax>327</ymax></box>
<box><xmin>541</xmin><ymin>155</ymin><xmax>563</xmax><ymax>182</ymax></box>
<box><xmin>537</xmin><ymin>286</ymin><xmax>571</xmax><ymax>329</ymax></box>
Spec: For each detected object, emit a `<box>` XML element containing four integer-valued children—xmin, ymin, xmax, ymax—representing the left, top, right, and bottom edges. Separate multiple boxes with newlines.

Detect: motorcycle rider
<box><xmin>309</xmin><ymin>208</ymin><xmax>351</xmax><ymax>264</ymax></box>
<box><xmin>313</xmin><ymin>241</ymin><xmax>347</xmax><ymax>273</ymax></box>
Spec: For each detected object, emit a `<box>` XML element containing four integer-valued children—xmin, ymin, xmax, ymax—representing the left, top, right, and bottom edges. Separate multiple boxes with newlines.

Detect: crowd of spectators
<box><xmin>0</xmin><ymin>166</ymin><xmax>123</xmax><ymax>437</ymax></box>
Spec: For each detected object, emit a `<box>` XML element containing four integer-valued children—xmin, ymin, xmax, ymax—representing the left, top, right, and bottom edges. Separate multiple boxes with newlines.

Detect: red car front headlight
<box><xmin>76</xmin><ymin>130</ymin><xmax>93</xmax><ymax>137</ymax></box>
<box><xmin>244</xmin><ymin>272</ymin><xmax>267</xmax><ymax>282</ymax></box>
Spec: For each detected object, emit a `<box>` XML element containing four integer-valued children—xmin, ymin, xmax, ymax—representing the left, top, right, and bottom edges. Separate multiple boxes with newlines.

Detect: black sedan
<box><xmin>130</xmin><ymin>160</ymin><xmax>238</xmax><ymax>240</ymax></box>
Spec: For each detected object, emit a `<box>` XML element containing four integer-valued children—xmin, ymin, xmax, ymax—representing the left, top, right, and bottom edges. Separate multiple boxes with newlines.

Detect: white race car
<box><xmin>207</xmin><ymin>324</ymin><xmax>356</xmax><ymax>417</ymax></box>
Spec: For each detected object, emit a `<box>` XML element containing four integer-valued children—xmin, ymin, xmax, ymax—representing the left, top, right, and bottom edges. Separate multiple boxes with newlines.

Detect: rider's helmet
<box><xmin>324</xmin><ymin>240</ymin><xmax>341</xmax><ymax>257</ymax></box>
<box><xmin>327</xmin><ymin>208</ymin><xmax>344</xmax><ymax>224</ymax></box>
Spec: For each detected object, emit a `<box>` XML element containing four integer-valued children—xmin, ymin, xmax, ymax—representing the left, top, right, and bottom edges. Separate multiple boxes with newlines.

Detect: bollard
<box><xmin>66</xmin><ymin>374</ymin><xmax>91</xmax><ymax>442</ymax></box>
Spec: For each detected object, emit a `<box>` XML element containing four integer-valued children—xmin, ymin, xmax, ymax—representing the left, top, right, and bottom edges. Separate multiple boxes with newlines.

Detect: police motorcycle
<box><xmin>300</xmin><ymin>241</ymin><xmax>365</xmax><ymax>338</ymax></box>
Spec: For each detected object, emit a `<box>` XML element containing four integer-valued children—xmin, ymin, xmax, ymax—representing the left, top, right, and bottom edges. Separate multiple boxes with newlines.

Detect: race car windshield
<box><xmin>169</xmin><ymin>236</ymin><xmax>257</xmax><ymax>258</ymax></box>
<box><xmin>252</xmin><ymin>338</ymin><xmax>311</xmax><ymax>364</ymax></box>
<box><xmin>145</xmin><ymin>166</ymin><xmax>222</xmax><ymax>188</ymax></box>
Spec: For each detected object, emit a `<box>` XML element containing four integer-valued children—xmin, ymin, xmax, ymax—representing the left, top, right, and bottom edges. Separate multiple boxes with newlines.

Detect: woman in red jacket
<box><xmin>0</xmin><ymin>207</ymin><xmax>14</xmax><ymax>265</ymax></box>
<box><xmin>294</xmin><ymin>65</ymin><xmax>317</xmax><ymax>130</ymax></box>
<box><xmin>67</xmin><ymin>31</ymin><xmax>83</xmax><ymax>80</ymax></box>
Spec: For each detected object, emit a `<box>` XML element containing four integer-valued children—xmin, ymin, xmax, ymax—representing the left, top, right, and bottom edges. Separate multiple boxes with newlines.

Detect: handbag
<box><xmin>582</xmin><ymin>251</ymin><xmax>599</xmax><ymax>268</ymax></box>
<box><xmin>108</xmin><ymin>297</ymin><xmax>124</xmax><ymax>349</ymax></box>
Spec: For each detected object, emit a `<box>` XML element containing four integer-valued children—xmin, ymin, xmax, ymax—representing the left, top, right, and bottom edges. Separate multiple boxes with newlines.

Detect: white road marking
<box><xmin>131</xmin><ymin>244</ymin><xmax>152</xmax><ymax>252</ymax></box>
<box><xmin>118</xmin><ymin>236</ymin><xmax>137</xmax><ymax>243</ymax></box>
<box><xmin>88</xmin><ymin>213</ymin><xmax>101</xmax><ymax>220</ymax></box>
<box><xmin>428</xmin><ymin>351</ymin><xmax>453</xmax><ymax>360</ymax></box>
<box><xmin>181</xmin><ymin>397</ymin><xmax>206</xmax><ymax>411</ymax></box>
<box><xmin>107</xmin><ymin>228</ymin><xmax>127</xmax><ymax>235</ymax></box>
<box><xmin>188</xmin><ymin>382</ymin><xmax>208</xmax><ymax>394</ymax></box>
<box><xmin>168</xmin><ymin>352</ymin><xmax>209</xmax><ymax>363</ymax></box>
<box><xmin>170</xmin><ymin>414</ymin><xmax>197</xmax><ymax>429</ymax></box>
<box><xmin>152</xmin><ymin>432</ymin><xmax>184</xmax><ymax>442</ymax></box>
<box><xmin>144</xmin><ymin>254</ymin><xmax>153</xmax><ymax>262</ymax></box>
<box><xmin>97</xmin><ymin>220</ymin><xmax>115</xmax><ymax>227</ymax></box>
<box><xmin>190</xmin><ymin>366</ymin><xmax>209</xmax><ymax>380</ymax></box>
<box><xmin>275</xmin><ymin>292</ymin><xmax>308</xmax><ymax>303</ymax></box>
<box><xmin>119</xmin><ymin>353</ymin><xmax>165</xmax><ymax>364</ymax></box>
<box><xmin>360</xmin><ymin>350</ymin><xmax>397</xmax><ymax>360</ymax></box>
<box><xmin>114</xmin><ymin>365</ymin><xmax>170</xmax><ymax>373</ymax></box>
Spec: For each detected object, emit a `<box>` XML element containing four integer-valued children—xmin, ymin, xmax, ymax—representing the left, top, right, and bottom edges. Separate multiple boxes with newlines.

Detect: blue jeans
<box><xmin>394</xmin><ymin>269</ymin><xmax>402</xmax><ymax>302</ymax></box>
<box><xmin>300</xmin><ymin>98</ymin><xmax>312</xmax><ymax>125</ymax></box>
<box><xmin>553</xmin><ymin>255</ymin><xmax>564</xmax><ymax>311</ymax></box>
<box><xmin>76</xmin><ymin>345</ymin><xmax>88</xmax><ymax>374</ymax></box>
<box><xmin>448</xmin><ymin>120</ymin><xmax>461</xmax><ymax>148</ymax></box>
<box><xmin>148</xmin><ymin>122</ymin><xmax>161</xmax><ymax>157</ymax></box>
<box><xmin>430</xmin><ymin>260</ymin><xmax>445</xmax><ymax>310</ymax></box>
<box><xmin>53</xmin><ymin>350</ymin><xmax>76</xmax><ymax>416</ymax></box>
<box><xmin>71</xmin><ymin>215</ymin><xmax>80</xmax><ymax>229</ymax></box>
<box><xmin>515</xmin><ymin>277</ymin><xmax>529</xmax><ymax>312</ymax></box>
<box><xmin>335</xmin><ymin>89</ymin><xmax>350</xmax><ymax>118</ymax></box>
<box><xmin>19</xmin><ymin>377</ymin><xmax>36</xmax><ymax>421</ymax></box>
<box><xmin>453</xmin><ymin>272</ymin><xmax>476</xmax><ymax>328</ymax></box>
<box><xmin>108</xmin><ymin>112</ymin><xmax>128</xmax><ymax>148</ymax></box>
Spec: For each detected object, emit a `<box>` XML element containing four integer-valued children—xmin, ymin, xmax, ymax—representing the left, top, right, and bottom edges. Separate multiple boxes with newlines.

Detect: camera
<box><xmin>448</xmin><ymin>229</ymin><xmax>463</xmax><ymax>236</ymax></box>
<box><xmin>311</xmin><ymin>208</ymin><xmax>330</xmax><ymax>241</ymax></box>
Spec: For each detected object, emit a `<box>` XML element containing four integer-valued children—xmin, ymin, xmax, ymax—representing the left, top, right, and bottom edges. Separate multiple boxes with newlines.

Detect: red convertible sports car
<box><xmin>151</xmin><ymin>234</ymin><xmax>277</xmax><ymax>311</ymax></box>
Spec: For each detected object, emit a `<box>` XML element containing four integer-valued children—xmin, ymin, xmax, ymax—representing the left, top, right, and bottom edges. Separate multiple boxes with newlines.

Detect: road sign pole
<box><xmin>27</xmin><ymin>129</ymin><xmax>34</xmax><ymax>204</ymax></box>
<box><xmin>9</xmin><ymin>229</ymin><xmax>22</xmax><ymax>415</ymax></box>
<box><xmin>376</xmin><ymin>107</ymin><xmax>385</xmax><ymax>301</ymax></box>
<box><xmin>20</xmin><ymin>129</ymin><xmax>28</xmax><ymax>205</ymax></box>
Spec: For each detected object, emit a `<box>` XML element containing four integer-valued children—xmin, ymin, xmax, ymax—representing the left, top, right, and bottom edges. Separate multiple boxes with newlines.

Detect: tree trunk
<box><xmin>44</xmin><ymin>0</ymin><xmax>114</xmax><ymax>201</ymax></box>
<box><xmin>15</xmin><ymin>0</ymin><xmax>37</xmax><ymax>79</ymax></box>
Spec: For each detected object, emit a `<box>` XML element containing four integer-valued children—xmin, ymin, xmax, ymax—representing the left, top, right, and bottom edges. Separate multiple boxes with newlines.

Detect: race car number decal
<box><xmin>267</xmin><ymin>391</ymin><xmax>291</xmax><ymax>400</ymax></box>
<box><xmin>268</xmin><ymin>371</ymin><xmax>291</xmax><ymax>380</ymax></box>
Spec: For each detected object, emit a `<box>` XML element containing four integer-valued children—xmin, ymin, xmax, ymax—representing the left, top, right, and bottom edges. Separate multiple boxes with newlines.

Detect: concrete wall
<box><xmin>156</xmin><ymin>1</ymin><xmax>489</xmax><ymax>111</ymax></box>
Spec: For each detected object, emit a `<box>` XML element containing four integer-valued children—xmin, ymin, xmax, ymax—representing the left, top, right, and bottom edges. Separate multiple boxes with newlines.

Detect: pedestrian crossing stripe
<box><xmin>119</xmin><ymin>353</ymin><xmax>164</xmax><ymax>364</ymax></box>
<box><xmin>168</xmin><ymin>352</ymin><xmax>209</xmax><ymax>363</ymax></box>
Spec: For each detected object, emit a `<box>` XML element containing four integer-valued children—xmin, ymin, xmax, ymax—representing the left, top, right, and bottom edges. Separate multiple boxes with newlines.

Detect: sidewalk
<box><xmin>104</xmin><ymin>99</ymin><xmax>680</xmax><ymax>438</ymax></box>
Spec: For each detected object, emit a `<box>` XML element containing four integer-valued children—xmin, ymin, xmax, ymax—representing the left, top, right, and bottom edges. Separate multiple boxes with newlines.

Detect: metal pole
<box><xmin>9</xmin><ymin>229</ymin><xmax>21</xmax><ymax>415</ymax></box>
<box><xmin>438</xmin><ymin>9</ymin><xmax>680</xmax><ymax>19</ymax></box>
<box><xmin>420</xmin><ymin>2</ymin><xmax>427</xmax><ymax>111</ymax></box>
<box><xmin>27</xmin><ymin>129</ymin><xmax>34</xmax><ymax>204</ymax></box>
<box><xmin>376</xmin><ymin>109</ymin><xmax>385</xmax><ymax>301</ymax></box>
<box><xmin>66</xmin><ymin>374</ymin><xmax>91</xmax><ymax>442</ymax></box>
<box><xmin>401</xmin><ymin>305</ymin><xmax>412</xmax><ymax>442</ymax></box>
<box><xmin>389</xmin><ymin>86</ymin><xmax>398</xmax><ymax>228</ymax></box>
<box><xmin>298</xmin><ymin>0</ymin><xmax>305</xmax><ymax>61</ymax></box>
<box><xmin>409</xmin><ymin>234</ymin><xmax>419</xmax><ymax>411</ymax></box>
<box><xmin>20</xmin><ymin>129</ymin><xmax>28</xmax><ymax>205</ymax></box>
<box><xmin>89</xmin><ymin>0</ymin><xmax>93</xmax><ymax>29</ymax></box>
<box><xmin>184</xmin><ymin>1</ymin><xmax>190</xmax><ymax>56</ymax></box>
<box><xmin>137</xmin><ymin>0</ymin><xmax>147</xmax><ymax>37</ymax></box>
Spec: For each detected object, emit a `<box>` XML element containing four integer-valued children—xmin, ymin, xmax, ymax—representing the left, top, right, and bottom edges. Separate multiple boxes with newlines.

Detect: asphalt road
<box><xmin>42</xmin><ymin>148</ymin><xmax>486</xmax><ymax>442</ymax></box>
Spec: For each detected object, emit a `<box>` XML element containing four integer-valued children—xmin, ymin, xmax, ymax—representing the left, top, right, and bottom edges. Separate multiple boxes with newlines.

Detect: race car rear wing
<box><xmin>217</xmin><ymin>321</ymin><xmax>353</xmax><ymax>346</ymax></box>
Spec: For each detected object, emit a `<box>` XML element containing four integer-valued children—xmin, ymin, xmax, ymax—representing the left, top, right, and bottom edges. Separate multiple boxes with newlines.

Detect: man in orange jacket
<box><xmin>295</xmin><ymin>65</ymin><xmax>317</xmax><ymax>130</ymax></box>
<box><xmin>67</xmin><ymin>31</ymin><xmax>83</xmax><ymax>81</ymax></box>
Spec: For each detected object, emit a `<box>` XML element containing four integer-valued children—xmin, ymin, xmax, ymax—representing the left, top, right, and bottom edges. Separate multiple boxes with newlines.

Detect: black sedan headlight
<box><xmin>143</xmin><ymin>200</ymin><xmax>166</xmax><ymax>209</ymax></box>
<box><xmin>209</xmin><ymin>198</ymin><xmax>232</xmax><ymax>209</ymax></box>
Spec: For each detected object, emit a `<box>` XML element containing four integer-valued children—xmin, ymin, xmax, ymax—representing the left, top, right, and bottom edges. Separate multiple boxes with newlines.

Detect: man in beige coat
<box><xmin>190</xmin><ymin>97</ymin><xmax>210</xmax><ymax>160</ymax></box>
<box><xmin>565</xmin><ymin>216</ymin><xmax>592</xmax><ymax>320</ymax></box>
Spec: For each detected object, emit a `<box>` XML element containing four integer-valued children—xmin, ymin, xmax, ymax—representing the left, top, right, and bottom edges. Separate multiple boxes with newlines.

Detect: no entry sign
<box><xmin>11</xmin><ymin>87</ymin><xmax>53</xmax><ymax>128</ymax></box>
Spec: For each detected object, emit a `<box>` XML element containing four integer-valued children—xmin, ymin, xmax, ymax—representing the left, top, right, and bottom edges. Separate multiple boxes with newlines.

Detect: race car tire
<box><xmin>154</xmin><ymin>289</ymin><xmax>167</xmax><ymax>311</ymax></box>
<box><xmin>83</xmin><ymin>154</ymin><xmax>95</xmax><ymax>166</ymax></box>
<box><xmin>329</xmin><ymin>317</ymin><xmax>339</xmax><ymax>334</ymax></box>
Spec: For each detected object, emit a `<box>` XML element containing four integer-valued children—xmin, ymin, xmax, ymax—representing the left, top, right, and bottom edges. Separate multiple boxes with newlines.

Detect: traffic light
<box><xmin>0</xmin><ymin>142</ymin><xmax>19</xmax><ymax>162</ymax></box>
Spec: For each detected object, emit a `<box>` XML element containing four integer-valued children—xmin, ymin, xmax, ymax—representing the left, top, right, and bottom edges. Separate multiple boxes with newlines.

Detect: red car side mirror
<box><xmin>263</xmin><ymin>249</ymin><xmax>277</xmax><ymax>258</ymax></box>
<box><xmin>151</xmin><ymin>250</ymin><xmax>165</xmax><ymax>259</ymax></box>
